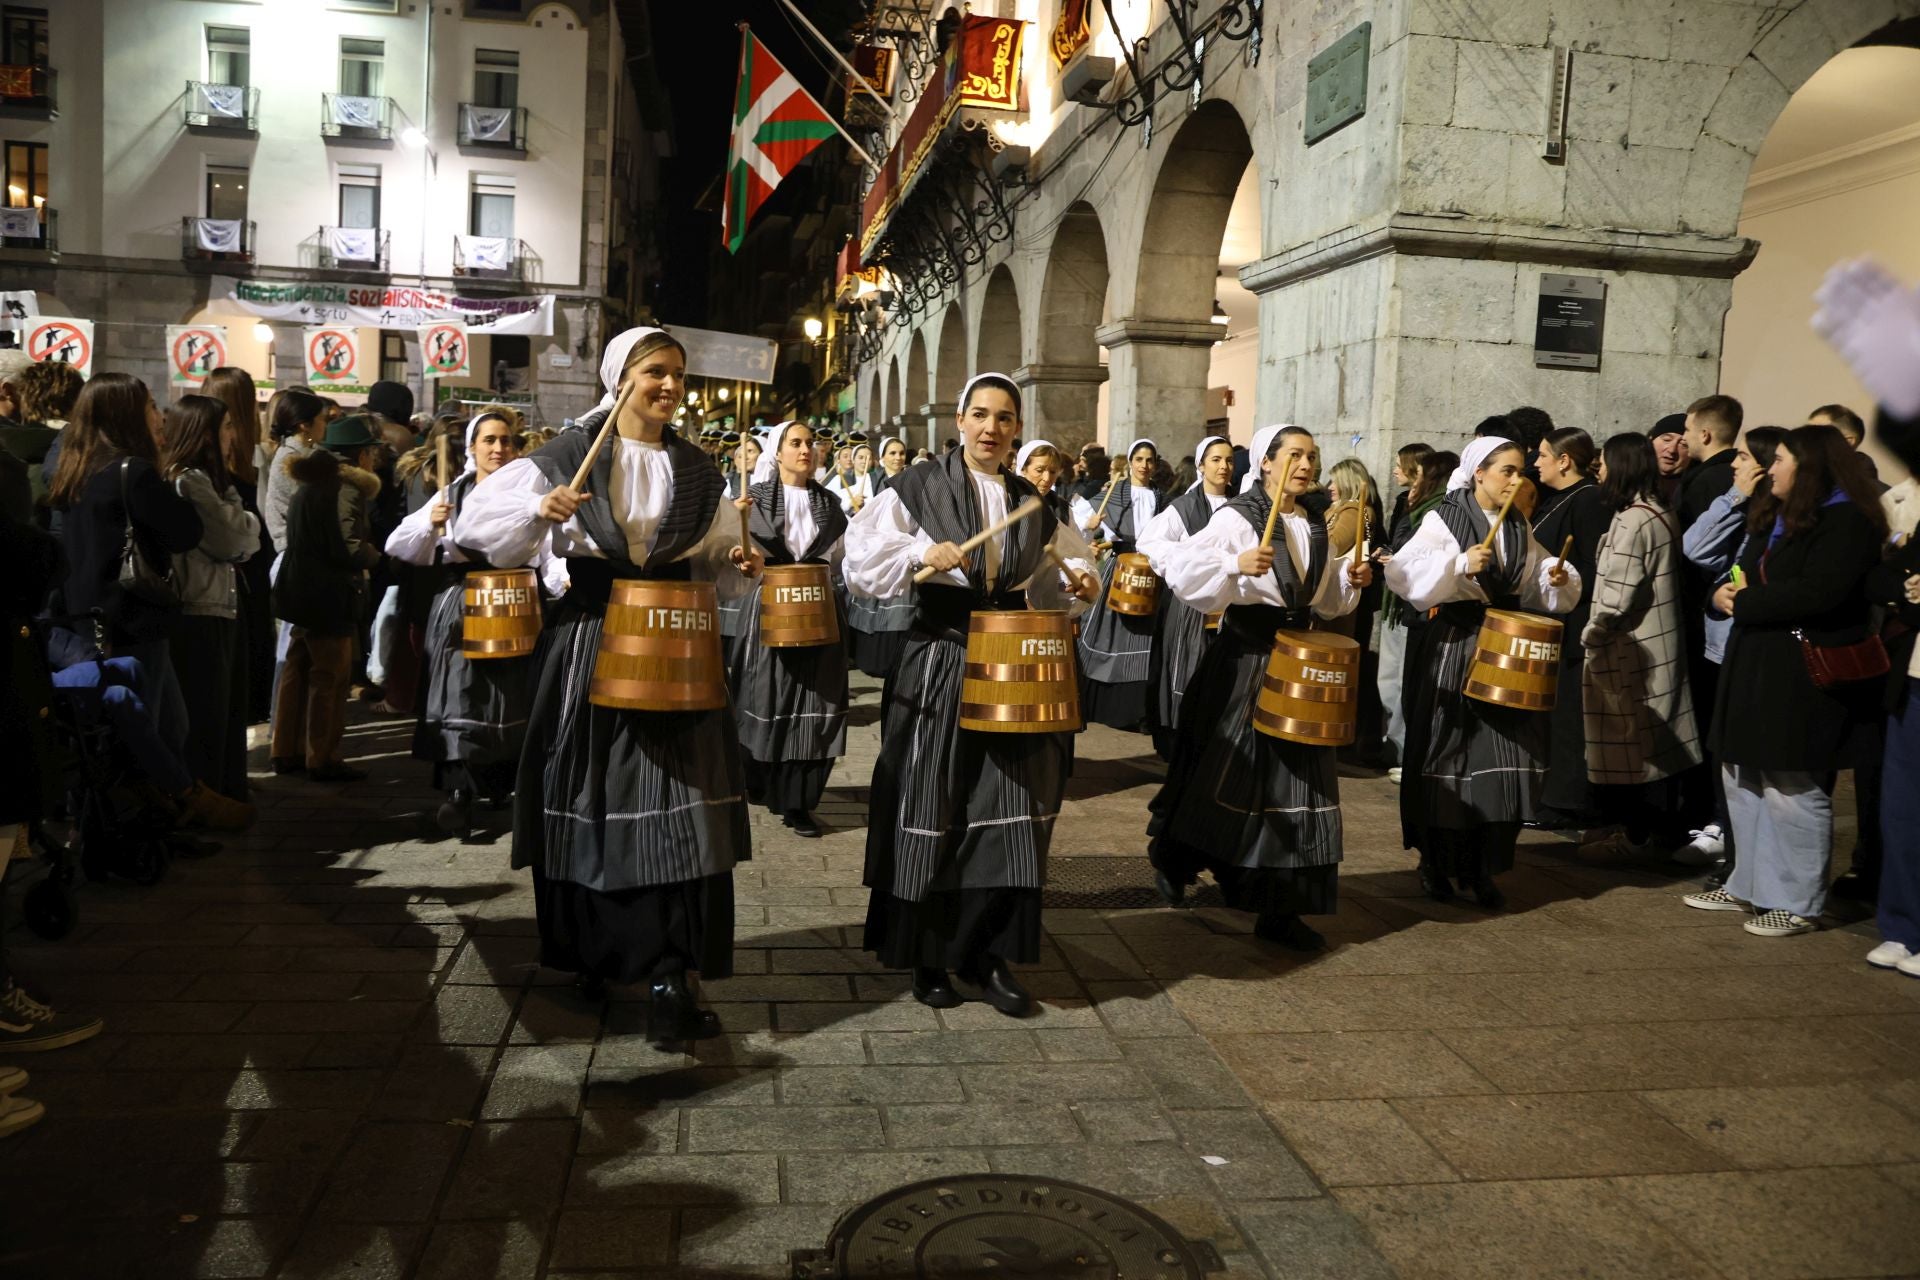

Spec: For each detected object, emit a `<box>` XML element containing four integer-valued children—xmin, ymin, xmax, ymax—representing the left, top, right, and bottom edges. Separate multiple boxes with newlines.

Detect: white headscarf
<box><xmin>589</xmin><ymin>325</ymin><xmax>672</xmax><ymax>417</ymax></box>
<box><xmin>959</xmin><ymin>372</ymin><xmax>1021</xmax><ymax>415</ymax></box>
<box><xmin>1241</xmin><ymin>424</ymin><xmax>1293</xmax><ymax>493</ymax></box>
<box><xmin>1448</xmin><ymin>436</ymin><xmax>1513</xmax><ymax>493</ymax></box>
<box><xmin>1187</xmin><ymin>434</ymin><xmax>1228</xmax><ymax>492</ymax></box>
<box><xmin>1015</xmin><ymin>438</ymin><xmax>1054</xmax><ymax>474</ymax></box>
<box><xmin>462</xmin><ymin>409</ymin><xmax>515</xmax><ymax>477</ymax></box>
<box><xmin>752</xmin><ymin>420</ymin><xmax>803</xmax><ymax>486</ymax></box>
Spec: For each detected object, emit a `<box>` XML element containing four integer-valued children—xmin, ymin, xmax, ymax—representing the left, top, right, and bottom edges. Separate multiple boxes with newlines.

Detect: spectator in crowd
<box><xmin>45</xmin><ymin>373</ymin><xmax>203</xmax><ymax>757</ymax></box>
<box><xmin>1674</xmin><ymin>395</ymin><xmax>1745</xmax><ymax>851</ymax></box>
<box><xmin>201</xmin><ymin>367</ymin><xmax>275</xmax><ymax>724</ymax></box>
<box><xmin>1325</xmin><ymin>457</ymin><xmax>1386</xmax><ymax>761</ymax></box>
<box><xmin>1679</xmin><ymin>424</ymin><xmax>1787</xmax><ymax>882</ymax></box>
<box><xmin>1581</xmin><ymin>432</ymin><xmax>1700</xmax><ymax>848</ymax></box>
<box><xmin>1530</xmin><ymin>427</ymin><xmax>1608</xmax><ymax>828</ymax></box>
<box><xmin>1687</xmin><ymin>425</ymin><xmax>1886</xmax><ymax>935</ymax></box>
<box><xmin>1374</xmin><ymin>443</ymin><xmax>1432</xmax><ymax>773</ymax></box>
<box><xmin>1073</xmin><ymin>444</ymin><xmax>1108</xmax><ymax>501</ymax></box>
<box><xmin>1678</xmin><ymin>395</ymin><xmax>1743</xmax><ymax>526</ymax></box>
<box><xmin>3</xmin><ymin>360</ymin><xmax>83</xmax><ymax>518</ymax></box>
<box><xmin>1648</xmin><ymin>414</ymin><xmax>1691</xmax><ymax>507</ymax></box>
<box><xmin>260</xmin><ymin>389</ymin><xmax>330</xmax><ymax>557</ymax></box>
<box><xmin>161</xmin><ymin>394</ymin><xmax>261</xmax><ymax>806</ymax></box>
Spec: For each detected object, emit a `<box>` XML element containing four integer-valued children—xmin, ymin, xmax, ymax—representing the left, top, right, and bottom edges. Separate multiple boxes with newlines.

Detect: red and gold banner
<box><xmin>952</xmin><ymin>15</ymin><xmax>1026</xmax><ymax>111</ymax></box>
<box><xmin>0</xmin><ymin>65</ymin><xmax>35</xmax><ymax>98</ymax></box>
<box><xmin>1051</xmin><ymin>0</ymin><xmax>1092</xmax><ymax>71</ymax></box>
<box><xmin>850</xmin><ymin>44</ymin><xmax>897</xmax><ymax>100</ymax></box>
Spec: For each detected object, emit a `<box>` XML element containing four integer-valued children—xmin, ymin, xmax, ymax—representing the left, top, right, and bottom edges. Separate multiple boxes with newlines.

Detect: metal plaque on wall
<box><xmin>1305</xmin><ymin>23</ymin><xmax>1370</xmax><ymax>144</ymax></box>
<box><xmin>1535</xmin><ymin>274</ymin><xmax>1607</xmax><ymax>370</ymax></box>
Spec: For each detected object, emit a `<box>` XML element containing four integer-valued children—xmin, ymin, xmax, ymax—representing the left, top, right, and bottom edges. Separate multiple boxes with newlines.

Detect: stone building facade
<box><xmin>854</xmin><ymin>0</ymin><xmax>1920</xmax><ymax>475</ymax></box>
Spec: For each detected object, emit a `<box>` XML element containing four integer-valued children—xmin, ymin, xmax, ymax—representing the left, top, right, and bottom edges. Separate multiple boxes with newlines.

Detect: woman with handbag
<box><xmin>1686</xmin><ymin>425</ymin><xmax>1888</xmax><ymax>935</ymax></box>
<box><xmin>161</xmin><ymin>394</ymin><xmax>262</xmax><ymax>807</ymax></box>
<box><xmin>44</xmin><ymin>372</ymin><xmax>204</xmax><ymax>759</ymax></box>
<box><xmin>1580</xmin><ymin>433</ymin><xmax>1700</xmax><ymax>847</ymax></box>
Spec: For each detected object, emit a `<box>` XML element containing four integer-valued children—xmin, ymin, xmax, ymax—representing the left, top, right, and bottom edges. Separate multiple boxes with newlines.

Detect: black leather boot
<box><xmin>436</xmin><ymin>788</ymin><xmax>472</xmax><ymax>835</ymax></box>
<box><xmin>911</xmin><ymin>967</ymin><xmax>961</xmax><ymax>1009</ymax></box>
<box><xmin>647</xmin><ymin>972</ymin><xmax>721</xmax><ymax>1044</ymax></box>
<box><xmin>958</xmin><ymin>955</ymin><xmax>1032</xmax><ymax>1018</ymax></box>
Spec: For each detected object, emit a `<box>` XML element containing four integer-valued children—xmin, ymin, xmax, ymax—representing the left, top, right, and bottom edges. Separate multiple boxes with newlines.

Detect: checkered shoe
<box><xmin>1683</xmin><ymin>887</ymin><xmax>1749</xmax><ymax>912</ymax></box>
<box><xmin>1745</xmin><ymin>909</ymin><xmax>1818</xmax><ymax>937</ymax></box>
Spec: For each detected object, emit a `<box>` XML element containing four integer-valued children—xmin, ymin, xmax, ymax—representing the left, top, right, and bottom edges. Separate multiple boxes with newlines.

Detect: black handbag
<box><xmin>116</xmin><ymin>457</ymin><xmax>181</xmax><ymax>607</ymax></box>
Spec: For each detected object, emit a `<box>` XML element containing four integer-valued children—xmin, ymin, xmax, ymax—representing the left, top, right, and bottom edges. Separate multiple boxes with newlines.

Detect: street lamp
<box><xmin>718</xmin><ymin>386</ymin><xmax>731</xmax><ymax>401</ymax></box>
<box><xmin>802</xmin><ymin>317</ymin><xmax>824</xmax><ymax>343</ymax></box>
<box><xmin>253</xmin><ymin>322</ymin><xmax>273</xmax><ymax>344</ymax></box>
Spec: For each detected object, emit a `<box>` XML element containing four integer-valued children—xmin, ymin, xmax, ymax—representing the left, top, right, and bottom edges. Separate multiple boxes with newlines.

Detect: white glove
<box><xmin>1812</xmin><ymin>259</ymin><xmax>1920</xmax><ymax>419</ymax></box>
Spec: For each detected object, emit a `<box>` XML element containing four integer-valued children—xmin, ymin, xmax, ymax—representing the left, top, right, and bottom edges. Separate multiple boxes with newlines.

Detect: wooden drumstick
<box><xmin>1556</xmin><ymin>533</ymin><xmax>1573</xmax><ymax>565</ymax></box>
<box><xmin>1352</xmin><ymin>480</ymin><xmax>1371</xmax><ymax>569</ymax></box>
<box><xmin>434</xmin><ymin>433</ymin><xmax>450</xmax><ymax>532</ymax></box>
<box><xmin>913</xmin><ymin>496</ymin><xmax>1044</xmax><ymax>584</ymax></box>
<box><xmin>736</xmin><ymin>495</ymin><xmax>751</xmax><ymax>554</ymax></box>
<box><xmin>1260</xmin><ymin>475</ymin><xmax>1285</xmax><ymax>550</ymax></box>
<box><xmin>1479</xmin><ymin>481</ymin><xmax>1520</xmax><ymax>550</ymax></box>
<box><xmin>1044</xmin><ymin>545</ymin><xmax>1095</xmax><ymax>599</ymax></box>
<box><xmin>1086</xmin><ymin>457</ymin><xmax>1125</xmax><ymax>530</ymax></box>
<box><xmin>568</xmin><ymin>380</ymin><xmax>634</xmax><ymax>492</ymax></box>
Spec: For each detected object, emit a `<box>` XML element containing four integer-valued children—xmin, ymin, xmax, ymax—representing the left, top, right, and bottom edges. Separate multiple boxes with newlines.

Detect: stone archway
<box><xmin>859</xmin><ymin>364</ymin><xmax>880</xmax><ymax>429</ymax></box>
<box><xmin>1104</xmin><ymin>99</ymin><xmax>1254</xmax><ymax>463</ymax></box>
<box><xmin>976</xmin><ymin>265</ymin><xmax>1023</xmax><ymax>398</ymax></box>
<box><xmin>899</xmin><ymin>328</ymin><xmax>932</xmax><ymax>449</ymax></box>
<box><xmin>932</xmin><ymin>300</ymin><xmax>967</xmax><ymax>418</ymax></box>
<box><xmin>1027</xmin><ymin>201</ymin><xmax>1111</xmax><ymax>455</ymax></box>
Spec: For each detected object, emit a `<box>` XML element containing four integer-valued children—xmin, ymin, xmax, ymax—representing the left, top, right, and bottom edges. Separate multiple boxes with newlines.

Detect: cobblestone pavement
<box><xmin>3</xmin><ymin>674</ymin><xmax>1917</xmax><ymax>1279</ymax></box>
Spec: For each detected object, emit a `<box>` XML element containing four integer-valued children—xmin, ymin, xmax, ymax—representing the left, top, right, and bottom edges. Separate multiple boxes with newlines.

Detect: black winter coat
<box><xmin>1708</xmin><ymin>501</ymin><xmax>1883</xmax><ymax>771</ymax></box>
<box><xmin>272</xmin><ymin>452</ymin><xmax>357</xmax><ymax>635</ymax></box>
<box><xmin>55</xmin><ymin>454</ymin><xmax>204</xmax><ymax>645</ymax></box>
<box><xmin>1866</xmin><ymin>537</ymin><xmax>1920</xmax><ymax>712</ymax></box>
<box><xmin>2</xmin><ymin>513</ymin><xmax>63</xmax><ymax>823</ymax></box>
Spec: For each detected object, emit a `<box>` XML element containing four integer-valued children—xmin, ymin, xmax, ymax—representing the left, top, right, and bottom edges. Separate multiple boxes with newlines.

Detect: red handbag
<box><xmin>1792</xmin><ymin>628</ymin><xmax>1890</xmax><ymax>689</ymax></box>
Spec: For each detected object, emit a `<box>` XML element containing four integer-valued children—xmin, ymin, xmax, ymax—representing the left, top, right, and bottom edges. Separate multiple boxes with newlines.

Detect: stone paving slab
<box><xmin>1</xmin><ymin>674</ymin><xmax>1913</xmax><ymax>1278</ymax></box>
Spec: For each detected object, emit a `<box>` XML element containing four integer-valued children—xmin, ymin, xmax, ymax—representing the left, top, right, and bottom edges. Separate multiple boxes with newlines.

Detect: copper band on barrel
<box><xmin>1251</xmin><ymin>709</ymin><xmax>1354</xmax><ymax>743</ymax></box>
<box><xmin>588</xmin><ymin>677</ymin><xmax>727</xmax><ymax>708</ymax></box>
<box><xmin>1203</xmin><ymin>613</ymin><xmax>1223</xmax><ymax>631</ymax></box>
<box><xmin>1463</xmin><ymin>678</ymin><xmax>1554</xmax><ymax>707</ymax></box>
<box><xmin>959</xmin><ymin>701</ymin><xmax>1080</xmax><ymax>724</ymax></box>
<box><xmin>596</xmin><ymin>632</ymin><xmax>717</xmax><ymax>657</ymax></box>
<box><xmin>1269</xmin><ymin>636</ymin><xmax>1355</xmax><ymax>664</ymax></box>
<box><xmin>965</xmin><ymin>661</ymin><xmax>1076</xmax><ymax>682</ymax></box>
<box><xmin>1480</xmin><ymin>612</ymin><xmax>1557</xmax><ymax>638</ymax></box>
<box><xmin>465</xmin><ymin>606</ymin><xmax>540</xmax><ymax>621</ymax></box>
<box><xmin>462</xmin><ymin>636</ymin><xmax>536</xmax><ymax>654</ymax></box>
<box><xmin>969</xmin><ymin>610</ymin><xmax>1073</xmax><ymax>634</ymax></box>
<box><xmin>1470</xmin><ymin>647</ymin><xmax>1559</xmax><ymax>675</ymax></box>
<box><xmin>1261</xmin><ymin>675</ymin><xmax>1356</xmax><ymax>703</ymax></box>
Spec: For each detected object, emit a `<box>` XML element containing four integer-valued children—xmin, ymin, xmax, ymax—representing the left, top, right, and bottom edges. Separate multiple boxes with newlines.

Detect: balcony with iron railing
<box><xmin>0</xmin><ymin>205</ymin><xmax>54</xmax><ymax>253</ymax></box>
<box><xmin>181</xmin><ymin>216</ymin><xmax>256</xmax><ymax>267</ymax></box>
<box><xmin>0</xmin><ymin>64</ymin><xmax>55</xmax><ymax>118</ymax></box>
<box><xmin>185</xmin><ymin>81</ymin><xmax>259</xmax><ymax>131</ymax></box>
<box><xmin>452</xmin><ymin>233</ymin><xmax>527</xmax><ymax>281</ymax></box>
<box><xmin>318</xmin><ymin>224</ymin><xmax>390</xmax><ymax>272</ymax></box>
<box><xmin>457</xmin><ymin>103</ymin><xmax>527</xmax><ymax>154</ymax></box>
<box><xmin>321</xmin><ymin>93</ymin><xmax>394</xmax><ymax>142</ymax></box>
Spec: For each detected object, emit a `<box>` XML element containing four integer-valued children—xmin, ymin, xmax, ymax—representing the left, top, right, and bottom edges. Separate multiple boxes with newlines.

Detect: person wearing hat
<box><xmin>270</xmin><ymin>415</ymin><xmax>384</xmax><ymax>780</ymax></box>
<box><xmin>1647</xmin><ymin>413</ymin><xmax>1691</xmax><ymax>508</ymax></box>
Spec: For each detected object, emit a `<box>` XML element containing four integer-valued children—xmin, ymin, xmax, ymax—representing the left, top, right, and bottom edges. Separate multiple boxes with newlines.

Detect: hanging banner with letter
<box><xmin>304</xmin><ymin>326</ymin><xmax>367</xmax><ymax>395</ymax></box>
<box><xmin>167</xmin><ymin>324</ymin><xmax>228</xmax><ymax>388</ymax></box>
<box><xmin>418</xmin><ymin>322</ymin><xmax>471</xmax><ymax>379</ymax></box>
<box><xmin>211</xmin><ymin>277</ymin><xmax>554</xmax><ymax>335</ymax></box>
<box><xmin>24</xmin><ymin>317</ymin><xmax>93</xmax><ymax>378</ymax></box>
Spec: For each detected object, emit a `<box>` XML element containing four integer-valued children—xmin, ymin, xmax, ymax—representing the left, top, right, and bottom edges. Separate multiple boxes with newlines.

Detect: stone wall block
<box><xmin>1699</xmin><ymin>58</ymin><xmax>1791</xmax><ymax>155</ymax></box>
<box><xmin>1594</xmin><ymin>349</ymin><xmax>1718</xmax><ymax>432</ymax></box>
<box><xmin>1605</xmin><ymin>272</ymin><xmax>1684</xmax><ymax>357</ymax></box>
<box><xmin>1814</xmin><ymin>0</ymin><xmax>1905</xmax><ymax>52</ymax></box>
<box><xmin>1400</xmin><ymin>35</ymin><xmax>1459</xmax><ymax>127</ymax></box>
<box><xmin>1678</xmin><ymin>132</ymin><xmax>1757</xmax><ymax>237</ymax></box>
<box><xmin>1669</xmin><ymin>3</ymin><xmax>1772</xmax><ymax>68</ymax></box>
<box><xmin>1387</xmin><ymin>337</ymin><xmax>1461</xmax><ymax>435</ymax></box>
<box><xmin>1451</xmin><ymin>41</ymin><xmax>1549</xmax><ymax>134</ymax></box>
<box><xmin>1409</xmin><ymin>0</ymin><xmax>1550</xmax><ymax>47</ymax></box>
<box><xmin>1566</xmin><ymin>51</ymin><xmax>1632</xmax><ymax>145</ymax></box>
<box><xmin>1564</xmin><ymin>141</ymin><xmax>1687</xmax><ymax>232</ymax></box>
<box><xmin>1750</xmin><ymin>3</ymin><xmax>1846</xmax><ymax>93</ymax></box>
<box><xmin>1674</xmin><ymin>277</ymin><xmax>1735</xmax><ymax>362</ymax></box>
<box><xmin>1507</xmin><ymin>134</ymin><xmax>1569</xmax><ymax>224</ymax></box>
<box><xmin>1629</xmin><ymin>60</ymin><xmax>1729</xmax><ymax>151</ymax></box>
<box><xmin>1396</xmin><ymin>256</ymin><xmax>1519</xmax><ymax>344</ymax></box>
<box><xmin>1399</xmin><ymin>124</ymin><xmax>1509</xmax><ymax>217</ymax></box>
<box><xmin>1547</xmin><ymin>0</ymin><xmax>1674</xmax><ymax>61</ymax></box>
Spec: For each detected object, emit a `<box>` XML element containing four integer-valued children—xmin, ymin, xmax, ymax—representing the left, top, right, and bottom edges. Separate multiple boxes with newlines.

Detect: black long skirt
<box><xmin>744</xmin><ymin>757</ymin><xmax>834</xmax><ymax>812</ymax></box>
<box><xmin>864</xmin><ymin>886</ymin><xmax>1043</xmax><ymax>969</ymax></box>
<box><xmin>534</xmin><ymin>865</ymin><xmax>735</xmax><ymax>982</ymax></box>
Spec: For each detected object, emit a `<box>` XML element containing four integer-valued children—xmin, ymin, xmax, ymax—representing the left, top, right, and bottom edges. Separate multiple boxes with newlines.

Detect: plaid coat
<box><xmin>1580</xmin><ymin>500</ymin><xmax>1702</xmax><ymax>784</ymax></box>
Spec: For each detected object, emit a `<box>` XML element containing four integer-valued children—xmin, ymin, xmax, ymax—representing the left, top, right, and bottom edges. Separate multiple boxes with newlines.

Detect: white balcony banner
<box><xmin>458</xmin><ymin>234</ymin><xmax>510</xmax><ymax>271</ymax></box>
<box><xmin>195</xmin><ymin>218</ymin><xmax>244</xmax><ymax>253</ymax></box>
<box><xmin>193</xmin><ymin>83</ymin><xmax>248</xmax><ymax>119</ymax></box>
<box><xmin>210</xmin><ymin>276</ymin><xmax>555</xmax><ymax>336</ymax></box>
<box><xmin>462</xmin><ymin>104</ymin><xmax>514</xmax><ymax>142</ymax></box>
<box><xmin>327</xmin><ymin>226</ymin><xmax>378</xmax><ymax>263</ymax></box>
<box><xmin>330</xmin><ymin>95</ymin><xmax>383</xmax><ymax>130</ymax></box>
<box><xmin>0</xmin><ymin>207</ymin><xmax>40</xmax><ymax>238</ymax></box>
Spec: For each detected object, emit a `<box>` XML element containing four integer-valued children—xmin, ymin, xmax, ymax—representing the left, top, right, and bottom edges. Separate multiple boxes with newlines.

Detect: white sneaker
<box><xmin>1672</xmin><ymin>825</ymin><xmax>1724</xmax><ymax>868</ymax></box>
<box><xmin>1683</xmin><ymin>887</ymin><xmax>1750</xmax><ymax>912</ymax></box>
<box><xmin>0</xmin><ymin>1066</ymin><xmax>23</xmax><ymax>1097</ymax></box>
<box><xmin>1387</xmin><ymin>767</ymin><xmax>1402</xmax><ymax>785</ymax></box>
<box><xmin>0</xmin><ymin>1092</ymin><xmax>43</xmax><ymax>1138</ymax></box>
<box><xmin>1898</xmin><ymin>951</ymin><xmax>1920</xmax><ymax>978</ymax></box>
<box><xmin>1867</xmin><ymin>941</ymin><xmax>1915</xmax><ymax>969</ymax></box>
<box><xmin>1744</xmin><ymin>909</ymin><xmax>1818</xmax><ymax>937</ymax></box>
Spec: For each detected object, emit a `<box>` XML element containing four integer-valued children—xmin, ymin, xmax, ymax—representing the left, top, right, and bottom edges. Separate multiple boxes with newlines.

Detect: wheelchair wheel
<box><xmin>23</xmin><ymin>879</ymin><xmax>78</xmax><ymax>941</ymax></box>
<box><xmin>120</xmin><ymin>837</ymin><xmax>171</xmax><ymax>887</ymax></box>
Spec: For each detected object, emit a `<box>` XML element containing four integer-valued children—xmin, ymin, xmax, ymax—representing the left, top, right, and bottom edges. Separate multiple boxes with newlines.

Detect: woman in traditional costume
<box><xmin>1139</xmin><ymin>434</ymin><xmax>1236</xmax><ymax>760</ymax></box>
<box><xmin>1073</xmin><ymin>439</ymin><xmax>1168</xmax><ymax>731</ymax></box>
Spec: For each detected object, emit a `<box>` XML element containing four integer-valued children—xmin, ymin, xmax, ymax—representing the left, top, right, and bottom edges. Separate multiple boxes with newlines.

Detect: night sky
<box><xmin>647</xmin><ymin>0</ymin><xmax>863</xmax><ymax>326</ymax></box>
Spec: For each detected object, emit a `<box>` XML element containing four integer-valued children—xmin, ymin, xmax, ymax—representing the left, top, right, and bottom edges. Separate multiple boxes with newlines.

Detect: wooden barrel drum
<box><xmin>588</xmin><ymin>580</ymin><xmax>728</xmax><ymax>712</ymax></box>
<box><xmin>1251</xmin><ymin>629</ymin><xmax>1359</xmax><ymax>747</ymax></box>
<box><xmin>461</xmin><ymin>568</ymin><xmax>540</xmax><ymax>660</ymax></box>
<box><xmin>959</xmin><ymin>610</ymin><xmax>1082</xmax><ymax>734</ymax></box>
<box><xmin>758</xmin><ymin>563</ymin><xmax>839</xmax><ymax>648</ymax></box>
<box><xmin>1105</xmin><ymin>552</ymin><xmax>1161</xmax><ymax>617</ymax></box>
<box><xmin>1463</xmin><ymin>609</ymin><xmax>1561</xmax><ymax>711</ymax></box>
<box><xmin>1203</xmin><ymin>611</ymin><xmax>1223</xmax><ymax>632</ymax></box>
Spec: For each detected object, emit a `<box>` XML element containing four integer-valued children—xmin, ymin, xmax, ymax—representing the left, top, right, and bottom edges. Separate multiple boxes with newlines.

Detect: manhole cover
<box><xmin>792</xmin><ymin>1174</ymin><xmax>1226</xmax><ymax>1278</ymax></box>
<box><xmin>1043</xmin><ymin>857</ymin><xmax>1226</xmax><ymax>910</ymax></box>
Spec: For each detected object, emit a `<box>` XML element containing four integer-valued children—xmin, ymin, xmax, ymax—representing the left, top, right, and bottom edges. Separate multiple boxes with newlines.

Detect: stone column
<box><xmin>916</xmin><ymin>403</ymin><xmax>954</xmax><ymax>452</ymax></box>
<box><xmin>1013</xmin><ymin>363</ymin><xmax>1106</xmax><ymax>457</ymax></box>
<box><xmin>1093</xmin><ymin>319</ymin><xmax>1220</xmax><ymax>464</ymax></box>
<box><xmin>891</xmin><ymin>411</ymin><xmax>930</xmax><ymax>454</ymax></box>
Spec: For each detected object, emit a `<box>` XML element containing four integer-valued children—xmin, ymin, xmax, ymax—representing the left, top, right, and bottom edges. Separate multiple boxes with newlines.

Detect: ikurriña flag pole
<box><xmin>724</xmin><ymin>23</ymin><xmax>878</xmax><ymax>255</ymax></box>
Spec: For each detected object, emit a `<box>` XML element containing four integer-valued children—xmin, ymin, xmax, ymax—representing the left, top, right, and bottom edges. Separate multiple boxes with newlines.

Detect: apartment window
<box><xmin>469</xmin><ymin>174</ymin><xmax>514</xmax><ymax>238</ymax></box>
<box><xmin>206</xmin><ymin>25</ymin><xmax>249</xmax><ymax>86</ymax></box>
<box><xmin>473</xmin><ymin>49</ymin><xmax>518</xmax><ymax>110</ymax></box>
<box><xmin>332</xmin><ymin>0</ymin><xmax>400</xmax><ymax>12</ymax></box>
<box><xmin>5</xmin><ymin>140</ymin><xmax>48</xmax><ymax>208</ymax></box>
<box><xmin>339</xmin><ymin>36</ymin><xmax>383</xmax><ymax>97</ymax></box>
<box><xmin>380</xmin><ymin>332</ymin><xmax>406</xmax><ymax>383</ymax></box>
<box><xmin>205</xmin><ymin>163</ymin><xmax>248</xmax><ymax>220</ymax></box>
<box><xmin>2</xmin><ymin>6</ymin><xmax>49</xmax><ymax>66</ymax></box>
<box><xmin>337</xmin><ymin>163</ymin><xmax>379</xmax><ymax>228</ymax></box>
